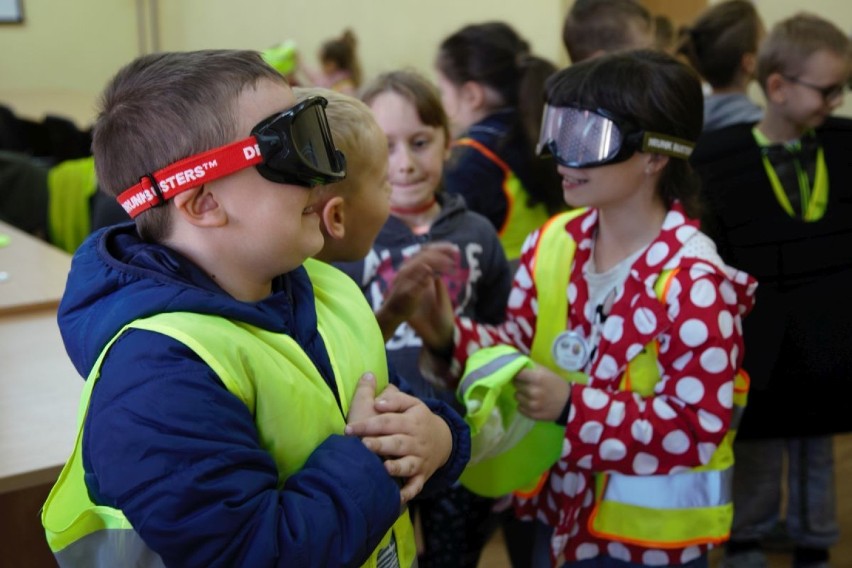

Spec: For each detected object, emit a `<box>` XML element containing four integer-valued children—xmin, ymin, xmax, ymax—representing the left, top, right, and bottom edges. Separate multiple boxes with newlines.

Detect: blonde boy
<box><xmin>297</xmin><ymin>86</ymin><xmax>457</xmax><ymax>339</ymax></box>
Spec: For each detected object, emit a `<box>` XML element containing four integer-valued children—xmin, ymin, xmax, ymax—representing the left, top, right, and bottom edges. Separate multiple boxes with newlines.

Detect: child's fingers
<box><xmin>345</xmin><ymin>413</ymin><xmax>404</xmax><ymax>438</ymax></box>
<box><xmin>345</xmin><ymin>373</ymin><xmax>377</xmax><ymax>430</ymax></box>
<box><xmin>374</xmin><ymin>389</ymin><xmax>420</xmax><ymax>413</ymax></box>
<box><xmin>362</xmin><ymin>432</ymin><xmax>409</xmax><ymax>457</ymax></box>
<box><xmin>383</xmin><ymin>455</ymin><xmax>421</xmax><ymax>478</ymax></box>
<box><xmin>398</xmin><ymin>474</ymin><xmax>426</xmax><ymax>505</ymax></box>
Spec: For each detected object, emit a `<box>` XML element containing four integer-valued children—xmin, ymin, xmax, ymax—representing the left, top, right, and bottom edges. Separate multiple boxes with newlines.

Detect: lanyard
<box><xmin>753</xmin><ymin>128</ymin><xmax>829</xmax><ymax>221</ymax></box>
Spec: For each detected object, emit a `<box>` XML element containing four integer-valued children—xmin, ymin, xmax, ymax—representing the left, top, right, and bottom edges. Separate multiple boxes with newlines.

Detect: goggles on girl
<box><xmin>117</xmin><ymin>96</ymin><xmax>346</xmax><ymax>218</ymax></box>
<box><xmin>536</xmin><ymin>105</ymin><xmax>695</xmax><ymax>169</ymax></box>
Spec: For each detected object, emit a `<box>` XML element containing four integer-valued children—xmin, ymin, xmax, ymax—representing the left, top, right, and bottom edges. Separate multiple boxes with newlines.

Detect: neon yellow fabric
<box><xmin>454</xmin><ymin>138</ymin><xmax>550</xmax><ymax>261</ymax></box>
<box><xmin>752</xmin><ymin>127</ymin><xmax>828</xmax><ymax>221</ymax></box>
<box><xmin>262</xmin><ymin>41</ymin><xmax>298</xmax><ymax>76</ymax></box>
<box><xmin>42</xmin><ymin>259</ymin><xmax>415</xmax><ymax>567</ymax></box>
<box><xmin>456</xmin><ymin>345</ymin><xmax>551</xmax><ymax>497</ymax></box>
<box><xmin>47</xmin><ymin>156</ymin><xmax>98</xmax><ymax>253</ymax></box>
<box><xmin>457</xmin><ymin>210</ymin><xmax>747</xmax><ymax>548</ymax></box>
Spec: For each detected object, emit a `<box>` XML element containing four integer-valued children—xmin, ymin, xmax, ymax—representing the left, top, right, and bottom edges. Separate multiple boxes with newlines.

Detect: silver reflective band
<box><xmin>457</xmin><ymin>352</ymin><xmax>524</xmax><ymax>395</ymax></box>
<box><xmin>604</xmin><ymin>468</ymin><xmax>733</xmax><ymax>509</ymax></box>
<box><xmin>54</xmin><ymin>529</ymin><xmax>165</xmax><ymax>568</ymax></box>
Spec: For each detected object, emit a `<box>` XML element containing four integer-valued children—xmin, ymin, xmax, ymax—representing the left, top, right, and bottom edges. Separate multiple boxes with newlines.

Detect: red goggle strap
<box><xmin>116</xmin><ymin>137</ymin><xmax>264</xmax><ymax>218</ymax></box>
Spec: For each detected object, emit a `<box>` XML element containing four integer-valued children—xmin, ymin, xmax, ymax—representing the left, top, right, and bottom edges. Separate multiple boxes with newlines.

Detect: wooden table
<box><xmin>0</xmin><ymin>309</ymin><xmax>82</xmax><ymax>494</ymax></box>
<box><xmin>0</xmin><ymin>221</ymin><xmax>80</xmax><ymax>566</ymax></box>
<box><xmin>0</xmin><ymin>220</ymin><xmax>72</xmax><ymax>315</ymax></box>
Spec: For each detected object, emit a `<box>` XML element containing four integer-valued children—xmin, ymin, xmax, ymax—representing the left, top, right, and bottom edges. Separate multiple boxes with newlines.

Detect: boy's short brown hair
<box><xmin>92</xmin><ymin>50</ymin><xmax>285</xmax><ymax>241</ymax></box>
<box><xmin>756</xmin><ymin>12</ymin><xmax>851</xmax><ymax>91</ymax></box>
<box><xmin>562</xmin><ymin>0</ymin><xmax>653</xmax><ymax>63</ymax></box>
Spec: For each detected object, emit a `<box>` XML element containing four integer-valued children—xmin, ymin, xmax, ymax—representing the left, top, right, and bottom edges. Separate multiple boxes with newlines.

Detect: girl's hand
<box><xmin>513</xmin><ymin>365</ymin><xmax>571</xmax><ymax>421</ymax></box>
<box><xmin>376</xmin><ymin>243</ymin><xmax>458</xmax><ymax>341</ymax></box>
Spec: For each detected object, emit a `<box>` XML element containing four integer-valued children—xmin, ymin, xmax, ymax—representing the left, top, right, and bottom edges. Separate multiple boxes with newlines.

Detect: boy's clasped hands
<box><xmin>345</xmin><ymin>373</ymin><xmax>452</xmax><ymax>505</ymax></box>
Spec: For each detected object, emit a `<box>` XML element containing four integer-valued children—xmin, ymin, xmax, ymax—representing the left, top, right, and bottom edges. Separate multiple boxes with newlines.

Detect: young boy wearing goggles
<box><xmin>41</xmin><ymin>49</ymin><xmax>470</xmax><ymax>568</ymax></box>
<box><xmin>412</xmin><ymin>49</ymin><xmax>757</xmax><ymax>567</ymax></box>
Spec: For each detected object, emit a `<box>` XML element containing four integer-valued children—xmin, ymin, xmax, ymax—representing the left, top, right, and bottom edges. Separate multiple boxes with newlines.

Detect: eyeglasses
<box><xmin>116</xmin><ymin>96</ymin><xmax>347</xmax><ymax>218</ymax></box>
<box><xmin>536</xmin><ymin>105</ymin><xmax>695</xmax><ymax>169</ymax></box>
<box><xmin>782</xmin><ymin>75</ymin><xmax>846</xmax><ymax>103</ymax></box>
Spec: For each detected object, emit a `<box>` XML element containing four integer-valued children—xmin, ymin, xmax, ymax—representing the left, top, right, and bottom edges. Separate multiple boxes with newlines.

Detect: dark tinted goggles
<box><xmin>253</xmin><ymin>96</ymin><xmax>346</xmax><ymax>186</ymax></box>
<box><xmin>116</xmin><ymin>96</ymin><xmax>346</xmax><ymax>218</ymax></box>
<box><xmin>536</xmin><ymin>105</ymin><xmax>694</xmax><ymax>169</ymax></box>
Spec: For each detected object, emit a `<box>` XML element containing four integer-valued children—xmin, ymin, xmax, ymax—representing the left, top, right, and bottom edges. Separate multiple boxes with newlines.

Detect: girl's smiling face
<box><xmin>368</xmin><ymin>90</ymin><xmax>448</xmax><ymax>211</ymax></box>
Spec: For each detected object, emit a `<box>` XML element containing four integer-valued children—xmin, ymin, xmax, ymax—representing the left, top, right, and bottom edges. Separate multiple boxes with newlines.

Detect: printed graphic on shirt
<box><xmin>361</xmin><ymin>242</ymin><xmax>483</xmax><ymax>350</ymax></box>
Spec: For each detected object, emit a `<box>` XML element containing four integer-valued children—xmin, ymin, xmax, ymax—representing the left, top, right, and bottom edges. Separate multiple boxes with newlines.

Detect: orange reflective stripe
<box><xmin>586</xmin><ymin>474</ymin><xmax>730</xmax><ymax>549</ymax></box>
<box><xmin>513</xmin><ymin>470</ymin><xmax>549</xmax><ymax>499</ymax></box>
<box><xmin>735</xmin><ymin>368</ymin><xmax>750</xmax><ymax>394</ymax></box>
<box><xmin>659</xmin><ymin>267</ymin><xmax>680</xmax><ymax>299</ymax></box>
<box><xmin>454</xmin><ymin>138</ymin><xmax>514</xmax><ymax>236</ymax></box>
<box><xmin>453</xmin><ymin>138</ymin><xmax>510</xmax><ymax>173</ymax></box>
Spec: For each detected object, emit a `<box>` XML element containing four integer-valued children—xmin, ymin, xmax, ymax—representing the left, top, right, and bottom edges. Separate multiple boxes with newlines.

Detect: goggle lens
<box><xmin>538</xmin><ymin>106</ymin><xmax>626</xmax><ymax>168</ymax></box>
<box><xmin>253</xmin><ymin>96</ymin><xmax>346</xmax><ymax>186</ymax></box>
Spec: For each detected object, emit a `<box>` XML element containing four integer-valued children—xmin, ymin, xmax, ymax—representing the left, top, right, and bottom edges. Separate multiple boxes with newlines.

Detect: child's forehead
<box><xmin>236</xmin><ymin>79</ymin><xmax>296</xmax><ymax>133</ymax></box>
<box><xmin>799</xmin><ymin>48</ymin><xmax>850</xmax><ymax>79</ymax></box>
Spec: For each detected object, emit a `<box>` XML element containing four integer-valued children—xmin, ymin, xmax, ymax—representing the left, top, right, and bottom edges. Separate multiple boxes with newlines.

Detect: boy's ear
<box><xmin>765</xmin><ymin>72</ymin><xmax>788</xmax><ymax>104</ymax></box>
<box><xmin>171</xmin><ymin>185</ymin><xmax>227</xmax><ymax>227</ymax></box>
<box><xmin>319</xmin><ymin>195</ymin><xmax>347</xmax><ymax>240</ymax></box>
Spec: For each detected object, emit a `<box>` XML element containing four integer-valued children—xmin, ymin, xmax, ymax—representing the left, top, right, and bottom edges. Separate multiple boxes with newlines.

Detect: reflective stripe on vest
<box><xmin>42</xmin><ymin>259</ymin><xmax>416</xmax><ymax>567</ymax></box>
<box><xmin>528</xmin><ymin>210</ymin><xmax>747</xmax><ymax>549</ymax></box>
<box><xmin>455</xmin><ymin>345</ymin><xmax>558</xmax><ymax>497</ymax></box>
<box><xmin>454</xmin><ymin>138</ymin><xmax>550</xmax><ymax>261</ymax></box>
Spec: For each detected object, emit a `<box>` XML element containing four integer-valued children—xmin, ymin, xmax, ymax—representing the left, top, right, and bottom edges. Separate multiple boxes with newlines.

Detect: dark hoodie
<box><xmin>57</xmin><ymin>222</ymin><xmax>469</xmax><ymax>568</ymax></box>
<box><xmin>335</xmin><ymin>192</ymin><xmax>511</xmax><ymax>409</ymax></box>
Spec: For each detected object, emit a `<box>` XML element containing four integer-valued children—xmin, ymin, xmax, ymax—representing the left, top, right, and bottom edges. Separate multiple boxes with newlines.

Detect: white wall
<box><xmin>0</xmin><ymin>0</ymin><xmax>849</xmax><ymax>127</ymax></box>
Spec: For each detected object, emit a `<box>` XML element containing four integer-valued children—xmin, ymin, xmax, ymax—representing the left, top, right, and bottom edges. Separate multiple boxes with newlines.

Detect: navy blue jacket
<box><xmin>442</xmin><ymin>109</ymin><xmax>539</xmax><ymax>231</ymax></box>
<box><xmin>57</xmin><ymin>222</ymin><xmax>470</xmax><ymax>568</ymax></box>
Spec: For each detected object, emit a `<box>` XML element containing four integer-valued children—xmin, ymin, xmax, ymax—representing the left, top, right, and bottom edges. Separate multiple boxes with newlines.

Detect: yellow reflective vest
<box><xmin>453</xmin><ymin>138</ymin><xmax>551</xmax><ymax>262</ymax></box>
<box><xmin>47</xmin><ymin>156</ymin><xmax>98</xmax><ymax>253</ymax></box>
<box><xmin>458</xmin><ymin>210</ymin><xmax>749</xmax><ymax>549</ymax></box>
<box><xmin>42</xmin><ymin>259</ymin><xmax>416</xmax><ymax>567</ymax></box>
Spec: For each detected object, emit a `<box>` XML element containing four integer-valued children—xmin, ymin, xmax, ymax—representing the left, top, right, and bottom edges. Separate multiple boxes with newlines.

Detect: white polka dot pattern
<box><xmin>448</xmin><ymin>205</ymin><xmax>756</xmax><ymax>564</ymax></box>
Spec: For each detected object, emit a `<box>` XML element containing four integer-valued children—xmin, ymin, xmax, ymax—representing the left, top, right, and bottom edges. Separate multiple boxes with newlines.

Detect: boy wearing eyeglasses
<box><xmin>40</xmin><ymin>50</ymin><xmax>470</xmax><ymax>568</ymax></box>
<box><xmin>691</xmin><ymin>12</ymin><xmax>851</xmax><ymax>568</ymax></box>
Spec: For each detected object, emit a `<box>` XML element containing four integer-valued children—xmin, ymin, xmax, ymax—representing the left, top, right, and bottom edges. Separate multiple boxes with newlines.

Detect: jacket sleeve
<box><xmin>84</xmin><ymin>329</ymin><xmax>403</xmax><ymax>568</ymax></box>
<box><xmin>562</xmin><ymin>268</ymin><xmax>743</xmax><ymax>475</ymax></box>
<box><xmin>442</xmin><ymin>145</ymin><xmax>508</xmax><ymax>232</ymax></box>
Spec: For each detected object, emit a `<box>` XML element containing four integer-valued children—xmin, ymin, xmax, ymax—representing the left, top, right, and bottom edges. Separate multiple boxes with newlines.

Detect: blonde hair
<box><xmin>292</xmin><ymin>86</ymin><xmax>384</xmax><ymax>197</ymax></box>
